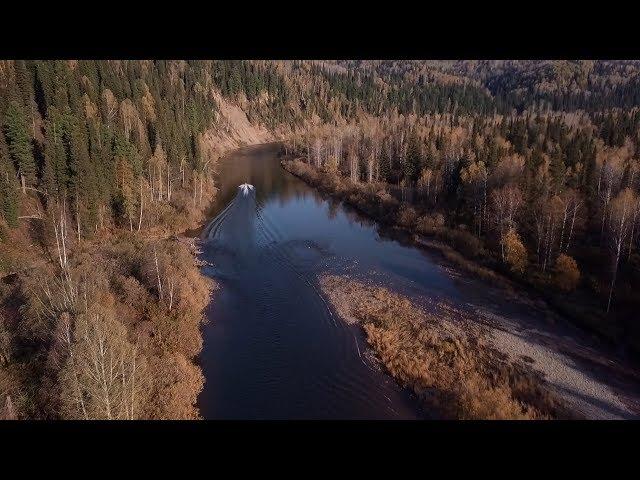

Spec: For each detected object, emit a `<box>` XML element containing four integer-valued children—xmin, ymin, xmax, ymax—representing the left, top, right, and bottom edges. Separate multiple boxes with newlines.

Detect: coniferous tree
<box><xmin>0</xmin><ymin>133</ymin><xmax>19</xmax><ymax>227</ymax></box>
<box><xmin>4</xmin><ymin>101</ymin><xmax>37</xmax><ymax>188</ymax></box>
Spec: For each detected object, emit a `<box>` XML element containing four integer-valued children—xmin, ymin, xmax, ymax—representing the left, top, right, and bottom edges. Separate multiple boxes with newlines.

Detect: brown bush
<box><xmin>320</xmin><ymin>274</ymin><xmax>563</xmax><ymax>419</ymax></box>
<box><xmin>396</xmin><ymin>205</ymin><xmax>419</xmax><ymax>229</ymax></box>
<box><xmin>451</xmin><ymin>229</ymin><xmax>483</xmax><ymax>258</ymax></box>
<box><xmin>7</xmin><ymin>232</ymin><xmax>213</xmax><ymax>419</ymax></box>
<box><xmin>504</xmin><ymin>228</ymin><xmax>527</xmax><ymax>274</ymax></box>
<box><xmin>147</xmin><ymin>306</ymin><xmax>204</xmax><ymax>359</ymax></box>
<box><xmin>451</xmin><ymin>370</ymin><xmax>535</xmax><ymax>419</ymax></box>
<box><xmin>416</xmin><ymin>213</ymin><xmax>445</xmax><ymax>235</ymax></box>
<box><xmin>145</xmin><ymin>353</ymin><xmax>204</xmax><ymax>419</ymax></box>
<box><xmin>555</xmin><ymin>254</ymin><xmax>581</xmax><ymax>292</ymax></box>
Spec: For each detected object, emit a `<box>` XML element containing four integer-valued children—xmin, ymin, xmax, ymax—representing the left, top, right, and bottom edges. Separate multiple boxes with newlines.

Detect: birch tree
<box><xmin>606</xmin><ymin>188</ymin><xmax>638</xmax><ymax>312</ymax></box>
<box><xmin>59</xmin><ymin>308</ymin><xmax>147</xmax><ymax>420</ymax></box>
<box><xmin>490</xmin><ymin>184</ymin><xmax>523</xmax><ymax>261</ymax></box>
<box><xmin>461</xmin><ymin>160</ymin><xmax>488</xmax><ymax>236</ymax></box>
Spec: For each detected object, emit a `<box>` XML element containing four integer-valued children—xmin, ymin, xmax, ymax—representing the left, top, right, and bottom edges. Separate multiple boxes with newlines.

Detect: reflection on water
<box><xmin>195</xmin><ymin>144</ymin><xmax>640</xmax><ymax>421</ymax></box>
<box><xmin>196</xmin><ymin>144</ymin><xmax>540</xmax><ymax>419</ymax></box>
<box><xmin>197</xmin><ymin>144</ymin><xmax>426</xmax><ymax>419</ymax></box>
<box><xmin>197</xmin><ymin>143</ymin><xmax>568</xmax><ymax>419</ymax></box>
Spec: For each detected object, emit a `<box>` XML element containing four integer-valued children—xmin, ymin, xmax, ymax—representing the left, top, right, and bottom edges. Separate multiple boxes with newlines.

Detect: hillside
<box><xmin>1</xmin><ymin>59</ymin><xmax>640</xmax><ymax>419</ymax></box>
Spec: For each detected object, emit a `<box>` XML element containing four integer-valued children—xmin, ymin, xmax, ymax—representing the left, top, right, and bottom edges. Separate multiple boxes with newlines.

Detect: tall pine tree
<box><xmin>4</xmin><ymin>101</ymin><xmax>37</xmax><ymax>188</ymax></box>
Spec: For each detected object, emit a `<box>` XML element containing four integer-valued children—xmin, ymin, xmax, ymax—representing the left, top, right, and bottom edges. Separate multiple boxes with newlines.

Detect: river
<box><xmin>195</xmin><ymin>143</ymin><xmax>639</xmax><ymax>420</ymax></box>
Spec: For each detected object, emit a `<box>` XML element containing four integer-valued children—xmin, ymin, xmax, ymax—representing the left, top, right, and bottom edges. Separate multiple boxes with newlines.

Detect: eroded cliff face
<box><xmin>200</xmin><ymin>90</ymin><xmax>274</xmax><ymax>159</ymax></box>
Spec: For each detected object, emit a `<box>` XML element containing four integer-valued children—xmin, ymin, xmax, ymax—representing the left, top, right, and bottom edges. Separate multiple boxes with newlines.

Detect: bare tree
<box><xmin>627</xmin><ymin>196</ymin><xmax>640</xmax><ymax>260</ymax></box>
<box><xmin>52</xmin><ymin>199</ymin><xmax>70</xmax><ymax>270</ymax></box>
<box><xmin>119</xmin><ymin>99</ymin><xmax>140</xmax><ymax>140</ymax></box>
<box><xmin>1</xmin><ymin>396</ymin><xmax>17</xmax><ymax>420</ymax></box>
<box><xmin>137</xmin><ymin>178</ymin><xmax>144</xmax><ymax>232</ymax></box>
<box><xmin>0</xmin><ymin>314</ymin><xmax>11</xmax><ymax>366</ymax></box>
<box><xmin>564</xmin><ymin>191</ymin><xmax>582</xmax><ymax>254</ymax></box>
<box><xmin>597</xmin><ymin>152</ymin><xmax>624</xmax><ymax>238</ymax></box>
<box><xmin>461</xmin><ymin>161</ymin><xmax>488</xmax><ymax>236</ymax></box>
<box><xmin>606</xmin><ymin>188</ymin><xmax>638</xmax><ymax>312</ymax></box>
<box><xmin>347</xmin><ymin>134</ymin><xmax>359</xmax><ymax>183</ymax></box>
<box><xmin>490</xmin><ymin>184</ymin><xmax>523</xmax><ymax>261</ymax></box>
<box><xmin>59</xmin><ymin>309</ymin><xmax>146</xmax><ymax>420</ymax></box>
<box><xmin>101</xmin><ymin>88</ymin><xmax>118</xmax><ymax>125</ymax></box>
<box><xmin>331</xmin><ymin>134</ymin><xmax>342</xmax><ymax>173</ymax></box>
<box><xmin>312</xmin><ymin>137</ymin><xmax>323</xmax><ymax>169</ymax></box>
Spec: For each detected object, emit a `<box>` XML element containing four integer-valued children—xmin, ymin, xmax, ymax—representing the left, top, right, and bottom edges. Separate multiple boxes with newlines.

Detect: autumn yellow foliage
<box><xmin>504</xmin><ymin>228</ymin><xmax>527</xmax><ymax>274</ymax></box>
<box><xmin>320</xmin><ymin>274</ymin><xmax>567</xmax><ymax>419</ymax></box>
<box><xmin>555</xmin><ymin>254</ymin><xmax>581</xmax><ymax>292</ymax></box>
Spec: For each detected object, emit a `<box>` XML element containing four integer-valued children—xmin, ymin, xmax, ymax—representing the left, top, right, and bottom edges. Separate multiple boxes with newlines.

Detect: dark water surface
<box><xmin>197</xmin><ymin>144</ymin><xmax>434</xmax><ymax>419</ymax></box>
<box><xmin>196</xmin><ymin>144</ymin><xmax>492</xmax><ymax>419</ymax></box>
<box><xmin>194</xmin><ymin>144</ymin><xmax>640</xmax><ymax>420</ymax></box>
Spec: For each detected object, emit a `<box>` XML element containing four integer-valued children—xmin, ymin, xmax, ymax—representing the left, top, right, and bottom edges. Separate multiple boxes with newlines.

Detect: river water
<box><xmin>196</xmin><ymin>144</ymin><xmax>436</xmax><ymax>419</ymax></box>
<box><xmin>194</xmin><ymin>144</ymin><xmax>493</xmax><ymax>419</ymax></box>
<box><xmin>193</xmin><ymin>144</ymin><xmax>640</xmax><ymax>420</ymax></box>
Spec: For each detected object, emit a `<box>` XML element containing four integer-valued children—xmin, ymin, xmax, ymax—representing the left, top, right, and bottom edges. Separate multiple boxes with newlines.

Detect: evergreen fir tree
<box><xmin>0</xmin><ymin>134</ymin><xmax>19</xmax><ymax>227</ymax></box>
<box><xmin>0</xmin><ymin>167</ymin><xmax>19</xmax><ymax>227</ymax></box>
<box><xmin>4</xmin><ymin>101</ymin><xmax>37</xmax><ymax>187</ymax></box>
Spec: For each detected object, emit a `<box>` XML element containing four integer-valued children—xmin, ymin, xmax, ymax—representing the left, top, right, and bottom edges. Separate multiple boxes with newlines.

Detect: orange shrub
<box><xmin>396</xmin><ymin>205</ymin><xmax>418</xmax><ymax>229</ymax></box>
<box><xmin>319</xmin><ymin>274</ymin><xmax>565</xmax><ymax>419</ymax></box>
<box><xmin>555</xmin><ymin>254</ymin><xmax>581</xmax><ymax>292</ymax></box>
<box><xmin>504</xmin><ymin>229</ymin><xmax>527</xmax><ymax>274</ymax></box>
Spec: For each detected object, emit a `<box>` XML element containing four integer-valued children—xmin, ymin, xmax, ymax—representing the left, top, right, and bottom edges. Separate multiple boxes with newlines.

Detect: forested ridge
<box><xmin>1</xmin><ymin>59</ymin><xmax>640</xmax><ymax>419</ymax></box>
<box><xmin>0</xmin><ymin>60</ymin><xmax>234</xmax><ymax>419</ymax></box>
<box><xmin>278</xmin><ymin>60</ymin><xmax>640</xmax><ymax>354</ymax></box>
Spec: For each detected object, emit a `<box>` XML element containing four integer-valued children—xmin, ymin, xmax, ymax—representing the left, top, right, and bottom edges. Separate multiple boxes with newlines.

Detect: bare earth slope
<box><xmin>201</xmin><ymin>91</ymin><xmax>274</xmax><ymax>156</ymax></box>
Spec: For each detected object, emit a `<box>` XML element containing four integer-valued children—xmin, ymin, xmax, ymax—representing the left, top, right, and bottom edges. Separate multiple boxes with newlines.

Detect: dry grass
<box><xmin>319</xmin><ymin>274</ymin><xmax>569</xmax><ymax>420</ymax></box>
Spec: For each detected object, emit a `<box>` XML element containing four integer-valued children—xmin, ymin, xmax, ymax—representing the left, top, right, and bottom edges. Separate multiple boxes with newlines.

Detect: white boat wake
<box><xmin>239</xmin><ymin>183</ymin><xmax>255</xmax><ymax>196</ymax></box>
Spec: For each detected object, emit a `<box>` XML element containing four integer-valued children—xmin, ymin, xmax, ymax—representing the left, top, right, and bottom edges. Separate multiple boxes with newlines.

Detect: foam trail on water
<box><xmin>239</xmin><ymin>183</ymin><xmax>255</xmax><ymax>196</ymax></box>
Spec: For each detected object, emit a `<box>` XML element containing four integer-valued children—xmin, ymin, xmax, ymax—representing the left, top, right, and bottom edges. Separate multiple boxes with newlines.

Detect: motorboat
<box><xmin>239</xmin><ymin>183</ymin><xmax>255</xmax><ymax>196</ymax></box>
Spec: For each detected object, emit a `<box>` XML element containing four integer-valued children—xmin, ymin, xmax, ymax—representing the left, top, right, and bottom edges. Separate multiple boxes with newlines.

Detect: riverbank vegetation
<box><xmin>276</xmin><ymin>61</ymin><xmax>640</xmax><ymax>353</ymax></box>
<box><xmin>2</xmin><ymin>59</ymin><xmax>640</xmax><ymax>418</ymax></box>
<box><xmin>282</xmin><ymin>154</ymin><xmax>635</xmax><ymax>351</ymax></box>
<box><xmin>0</xmin><ymin>60</ymin><xmax>224</xmax><ymax>418</ymax></box>
<box><xmin>319</xmin><ymin>274</ymin><xmax>571</xmax><ymax>419</ymax></box>
<box><xmin>2</xmin><ymin>230</ymin><xmax>213</xmax><ymax>419</ymax></box>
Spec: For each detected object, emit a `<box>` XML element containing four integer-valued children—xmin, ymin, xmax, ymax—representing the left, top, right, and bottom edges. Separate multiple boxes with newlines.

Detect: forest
<box><xmin>281</xmin><ymin>60</ymin><xmax>640</xmax><ymax>354</ymax></box>
<box><xmin>1</xmin><ymin>59</ymin><xmax>640</xmax><ymax>419</ymax></box>
<box><xmin>0</xmin><ymin>60</ymin><xmax>223</xmax><ymax>419</ymax></box>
